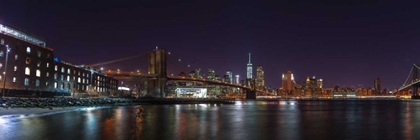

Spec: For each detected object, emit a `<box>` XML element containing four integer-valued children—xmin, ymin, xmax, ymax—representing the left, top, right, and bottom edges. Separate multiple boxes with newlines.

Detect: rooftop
<box><xmin>0</xmin><ymin>23</ymin><xmax>49</xmax><ymax>49</ymax></box>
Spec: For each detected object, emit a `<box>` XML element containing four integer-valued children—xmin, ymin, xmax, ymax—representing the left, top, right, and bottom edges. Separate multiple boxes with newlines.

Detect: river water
<box><xmin>0</xmin><ymin>100</ymin><xmax>419</xmax><ymax>140</ymax></box>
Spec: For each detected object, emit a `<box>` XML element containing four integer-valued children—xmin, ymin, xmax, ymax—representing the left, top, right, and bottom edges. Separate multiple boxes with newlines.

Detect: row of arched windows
<box><xmin>23</xmin><ymin>78</ymin><xmax>40</xmax><ymax>87</ymax></box>
<box><xmin>25</xmin><ymin>67</ymin><xmax>42</xmax><ymax>77</ymax></box>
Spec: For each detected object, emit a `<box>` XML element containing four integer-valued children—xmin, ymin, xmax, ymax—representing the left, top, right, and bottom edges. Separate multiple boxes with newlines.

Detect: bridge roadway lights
<box><xmin>246</xmin><ymin>90</ymin><xmax>256</xmax><ymax>99</ymax></box>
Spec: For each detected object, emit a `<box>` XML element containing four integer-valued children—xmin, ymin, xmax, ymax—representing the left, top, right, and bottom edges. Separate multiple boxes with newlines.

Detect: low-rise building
<box><xmin>0</xmin><ymin>23</ymin><xmax>117</xmax><ymax>97</ymax></box>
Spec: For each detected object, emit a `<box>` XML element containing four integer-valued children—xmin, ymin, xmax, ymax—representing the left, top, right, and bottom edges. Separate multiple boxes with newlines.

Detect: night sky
<box><xmin>1</xmin><ymin>0</ymin><xmax>420</xmax><ymax>90</ymax></box>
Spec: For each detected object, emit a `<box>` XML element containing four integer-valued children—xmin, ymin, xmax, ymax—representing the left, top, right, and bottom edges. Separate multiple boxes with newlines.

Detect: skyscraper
<box><xmin>195</xmin><ymin>68</ymin><xmax>201</xmax><ymax>78</ymax></box>
<box><xmin>282</xmin><ymin>71</ymin><xmax>296</xmax><ymax>91</ymax></box>
<box><xmin>223</xmin><ymin>74</ymin><xmax>230</xmax><ymax>83</ymax></box>
<box><xmin>226</xmin><ymin>70</ymin><xmax>233</xmax><ymax>83</ymax></box>
<box><xmin>247</xmin><ymin>53</ymin><xmax>253</xmax><ymax>79</ymax></box>
<box><xmin>317</xmin><ymin>79</ymin><xmax>323</xmax><ymax>89</ymax></box>
<box><xmin>374</xmin><ymin>78</ymin><xmax>381</xmax><ymax>94</ymax></box>
<box><xmin>235</xmin><ymin>75</ymin><xmax>240</xmax><ymax>84</ymax></box>
<box><xmin>207</xmin><ymin>69</ymin><xmax>215</xmax><ymax>80</ymax></box>
<box><xmin>256</xmin><ymin>66</ymin><xmax>265</xmax><ymax>89</ymax></box>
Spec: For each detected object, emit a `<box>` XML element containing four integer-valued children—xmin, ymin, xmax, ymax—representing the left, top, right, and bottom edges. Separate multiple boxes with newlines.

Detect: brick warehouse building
<box><xmin>0</xmin><ymin>23</ymin><xmax>118</xmax><ymax>97</ymax></box>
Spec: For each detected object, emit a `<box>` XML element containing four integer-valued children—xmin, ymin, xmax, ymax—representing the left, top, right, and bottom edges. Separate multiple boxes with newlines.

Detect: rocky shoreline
<box><xmin>0</xmin><ymin>97</ymin><xmax>135</xmax><ymax>110</ymax></box>
<box><xmin>0</xmin><ymin>97</ymin><xmax>235</xmax><ymax>116</ymax></box>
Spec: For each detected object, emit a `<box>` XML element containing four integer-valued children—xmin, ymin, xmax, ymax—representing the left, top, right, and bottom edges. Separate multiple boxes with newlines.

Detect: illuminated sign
<box><xmin>53</xmin><ymin>57</ymin><xmax>61</xmax><ymax>62</ymax></box>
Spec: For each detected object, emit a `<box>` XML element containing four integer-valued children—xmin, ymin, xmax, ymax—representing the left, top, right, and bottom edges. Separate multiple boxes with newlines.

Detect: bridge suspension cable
<box><xmin>166</xmin><ymin>51</ymin><xmax>199</xmax><ymax>74</ymax></box>
<box><xmin>88</xmin><ymin>51</ymin><xmax>152</xmax><ymax>67</ymax></box>
<box><xmin>402</xmin><ymin>66</ymin><xmax>414</xmax><ymax>87</ymax></box>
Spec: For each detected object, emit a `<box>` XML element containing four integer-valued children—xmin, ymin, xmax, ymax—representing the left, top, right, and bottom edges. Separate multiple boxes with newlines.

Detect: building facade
<box><xmin>0</xmin><ymin>23</ymin><xmax>118</xmax><ymax>97</ymax></box>
<box><xmin>374</xmin><ymin>78</ymin><xmax>381</xmax><ymax>95</ymax></box>
<box><xmin>226</xmin><ymin>70</ymin><xmax>233</xmax><ymax>84</ymax></box>
<box><xmin>256</xmin><ymin>66</ymin><xmax>265</xmax><ymax>90</ymax></box>
<box><xmin>207</xmin><ymin>69</ymin><xmax>215</xmax><ymax>80</ymax></box>
<box><xmin>235</xmin><ymin>75</ymin><xmax>240</xmax><ymax>84</ymax></box>
<box><xmin>247</xmin><ymin>53</ymin><xmax>252</xmax><ymax>79</ymax></box>
<box><xmin>282</xmin><ymin>71</ymin><xmax>295</xmax><ymax>91</ymax></box>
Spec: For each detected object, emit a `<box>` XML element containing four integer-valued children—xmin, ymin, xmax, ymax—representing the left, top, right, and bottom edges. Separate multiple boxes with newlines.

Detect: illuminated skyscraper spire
<box><xmin>247</xmin><ymin>53</ymin><xmax>253</xmax><ymax>79</ymax></box>
<box><xmin>249</xmin><ymin>53</ymin><xmax>251</xmax><ymax>63</ymax></box>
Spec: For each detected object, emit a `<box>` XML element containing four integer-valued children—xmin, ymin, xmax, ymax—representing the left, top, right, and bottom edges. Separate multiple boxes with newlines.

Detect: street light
<box><xmin>2</xmin><ymin>45</ymin><xmax>10</xmax><ymax>98</ymax></box>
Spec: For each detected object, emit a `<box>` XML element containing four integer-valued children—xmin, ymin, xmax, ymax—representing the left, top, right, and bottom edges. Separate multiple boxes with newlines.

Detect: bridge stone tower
<box><xmin>246</xmin><ymin>78</ymin><xmax>256</xmax><ymax>99</ymax></box>
<box><xmin>147</xmin><ymin>48</ymin><xmax>167</xmax><ymax>98</ymax></box>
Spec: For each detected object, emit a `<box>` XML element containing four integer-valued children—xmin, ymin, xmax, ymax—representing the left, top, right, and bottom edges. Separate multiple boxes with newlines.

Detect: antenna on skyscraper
<box><xmin>248</xmin><ymin>53</ymin><xmax>251</xmax><ymax>63</ymax></box>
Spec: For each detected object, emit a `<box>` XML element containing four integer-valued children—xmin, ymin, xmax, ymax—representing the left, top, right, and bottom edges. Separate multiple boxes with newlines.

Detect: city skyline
<box><xmin>1</xmin><ymin>0</ymin><xmax>419</xmax><ymax>90</ymax></box>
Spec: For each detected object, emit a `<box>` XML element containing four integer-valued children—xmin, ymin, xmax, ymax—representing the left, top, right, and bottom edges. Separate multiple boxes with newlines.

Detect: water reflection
<box><xmin>2</xmin><ymin>100</ymin><xmax>420</xmax><ymax>139</ymax></box>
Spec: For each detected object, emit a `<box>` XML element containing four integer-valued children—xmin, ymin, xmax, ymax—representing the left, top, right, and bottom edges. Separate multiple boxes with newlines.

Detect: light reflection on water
<box><xmin>0</xmin><ymin>100</ymin><xmax>419</xmax><ymax>140</ymax></box>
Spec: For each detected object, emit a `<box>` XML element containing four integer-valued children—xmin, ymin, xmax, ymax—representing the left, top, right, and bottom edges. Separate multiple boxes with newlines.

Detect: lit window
<box><xmin>67</xmin><ymin>69</ymin><xmax>70</xmax><ymax>74</ymax></box>
<box><xmin>0</xmin><ymin>63</ymin><xmax>2</xmax><ymax>69</ymax></box>
<box><xmin>24</xmin><ymin>78</ymin><xmax>29</xmax><ymax>86</ymax></box>
<box><xmin>78</xmin><ymin>72</ymin><xmax>80</xmax><ymax>76</ymax></box>
<box><xmin>26</xmin><ymin>47</ymin><xmax>31</xmax><ymax>54</ymax></box>
<box><xmin>46</xmin><ymin>82</ymin><xmax>48</xmax><ymax>86</ymax></box>
<box><xmin>73</xmin><ymin>76</ymin><xmax>76</xmax><ymax>81</ymax></box>
<box><xmin>46</xmin><ymin>63</ymin><xmax>49</xmax><ymax>68</ymax></box>
<box><xmin>61</xmin><ymin>67</ymin><xmax>64</xmax><ymax>73</ymax></box>
<box><xmin>37</xmin><ymin>61</ymin><xmax>41</xmax><ymax>67</ymax></box>
<box><xmin>25</xmin><ymin>67</ymin><xmax>30</xmax><ymax>75</ymax></box>
<box><xmin>54</xmin><ymin>73</ymin><xmax>57</xmax><ymax>79</ymax></box>
<box><xmin>78</xmin><ymin>77</ymin><xmax>81</xmax><ymax>83</ymax></box>
<box><xmin>55</xmin><ymin>65</ymin><xmax>58</xmax><ymax>71</ymax></box>
<box><xmin>14</xmin><ymin>54</ymin><xmax>18</xmax><ymax>60</ymax></box>
<box><xmin>87</xmin><ymin>79</ymin><xmax>89</xmax><ymax>84</ymax></box>
<box><xmin>83</xmin><ymin>73</ymin><xmax>85</xmax><ymax>77</ymax></box>
<box><xmin>87</xmin><ymin>74</ymin><xmax>89</xmax><ymax>78</ymax></box>
<box><xmin>61</xmin><ymin>83</ymin><xmax>64</xmax><ymax>89</ymax></box>
<box><xmin>61</xmin><ymin>75</ymin><xmax>63</xmax><ymax>80</ymax></box>
<box><xmin>46</xmin><ymin>72</ymin><xmax>49</xmax><ymax>77</ymax></box>
<box><xmin>47</xmin><ymin>54</ymin><xmax>50</xmax><ymax>58</ymax></box>
<box><xmin>0</xmin><ymin>75</ymin><xmax>2</xmax><ymax>80</ymax></box>
<box><xmin>0</xmin><ymin>51</ymin><xmax>3</xmax><ymax>57</ymax></box>
<box><xmin>14</xmin><ymin>66</ymin><xmax>17</xmax><ymax>71</ymax></box>
<box><xmin>67</xmin><ymin>76</ymin><xmax>70</xmax><ymax>81</ymax></box>
<box><xmin>36</xmin><ymin>69</ymin><xmax>41</xmax><ymax>77</ymax></box>
<box><xmin>54</xmin><ymin>82</ymin><xmax>57</xmax><ymax>88</ymax></box>
<box><xmin>13</xmin><ymin>77</ymin><xmax>16</xmax><ymax>82</ymax></box>
<box><xmin>37</xmin><ymin>51</ymin><xmax>41</xmax><ymax>57</ymax></box>
<box><xmin>83</xmin><ymin>78</ymin><xmax>85</xmax><ymax>84</ymax></box>
<box><xmin>35</xmin><ymin>79</ymin><xmax>40</xmax><ymax>87</ymax></box>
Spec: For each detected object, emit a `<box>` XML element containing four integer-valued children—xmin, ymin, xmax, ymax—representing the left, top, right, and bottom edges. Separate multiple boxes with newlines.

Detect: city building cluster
<box><xmin>279</xmin><ymin>72</ymin><xmax>405</xmax><ymax>98</ymax></box>
<box><xmin>0</xmin><ymin>23</ymin><xmax>118</xmax><ymax>97</ymax></box>
<box><xmin>168</xmin><ymin>53</ymin><xmax>276</xmax><ymax>98</ymax></box>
